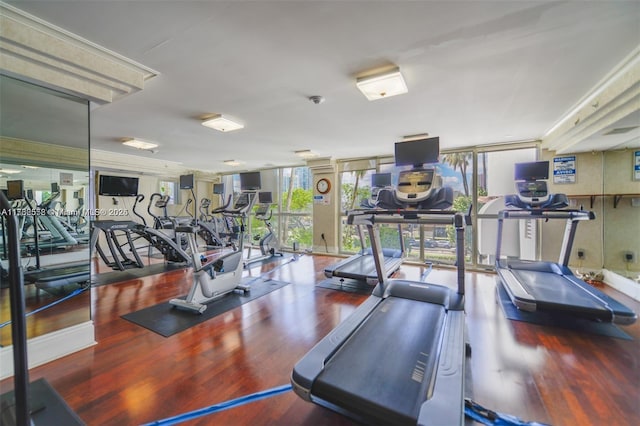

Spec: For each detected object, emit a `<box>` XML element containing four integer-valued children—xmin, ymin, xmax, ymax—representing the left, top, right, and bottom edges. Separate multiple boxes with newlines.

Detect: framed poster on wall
<box><xmin>634</xmin><ymin>150</ymin><xmax>640</xmax><ymax>181</ymax></box>
<box><xmin>553</xmin><ymin>156</ymin><xmax>576</xmax><ymax>184</ymax></box>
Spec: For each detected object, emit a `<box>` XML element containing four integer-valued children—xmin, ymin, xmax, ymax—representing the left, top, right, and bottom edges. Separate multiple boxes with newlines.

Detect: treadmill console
<box><xmin>395</xmin><ymin>168</ymin><xmax>434</xmax><ymax>203</ymax></box>
<box><xmin>506</xmin><ymin>161</ymin><xmax>568</xmax><ymax>209</ymax></box>
<box><xmin>515</xmin><ymin>180</ymin><xmax>550</xmax><ymax>206</ymax></box>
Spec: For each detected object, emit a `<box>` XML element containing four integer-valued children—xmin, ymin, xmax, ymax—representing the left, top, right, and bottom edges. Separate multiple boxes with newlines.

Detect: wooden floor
<box><xmin>1</xmin><ymin>252</ymin><xmax>639</xmax><ymax>425</ymax></box>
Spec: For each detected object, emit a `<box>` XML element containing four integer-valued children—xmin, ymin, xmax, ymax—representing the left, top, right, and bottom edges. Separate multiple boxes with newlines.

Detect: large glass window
<box><xmin>280</xmin><ymin>167</ymin><xmax>312</xmax><ymax>250</ymax></box>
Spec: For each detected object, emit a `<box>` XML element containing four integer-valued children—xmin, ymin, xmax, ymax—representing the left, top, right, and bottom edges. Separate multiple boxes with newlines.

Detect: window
<box><xmin>159</xmin><ymin>180</ymin><xmax>177</xmax><ymax>204</ymax></box>
<box><xmin>280</xmin><ymin>167</ymin><xmax>312</xmax><ymax>250</ymax></box>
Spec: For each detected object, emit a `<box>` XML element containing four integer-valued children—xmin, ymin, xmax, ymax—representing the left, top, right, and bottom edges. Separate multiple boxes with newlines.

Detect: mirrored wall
<box><xmin>0</xmin><ymin>75</ymin><xmax>90</xmax><ymax>348</ymax></box>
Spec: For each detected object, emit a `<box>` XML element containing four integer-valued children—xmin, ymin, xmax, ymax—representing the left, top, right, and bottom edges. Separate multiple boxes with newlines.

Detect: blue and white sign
<box><xmin>553</xmin><ymin>156</ymin><xmax>576</xmax><ymax>184</ymax></box>
<box><xmin>634</xmin><ymin>150</ymin><xmax>640</xmax><ymax>181</ymax></box>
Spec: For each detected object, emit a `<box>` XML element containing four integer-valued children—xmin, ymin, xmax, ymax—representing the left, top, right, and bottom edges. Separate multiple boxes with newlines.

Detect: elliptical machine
<box><xmin>170</xmin><ymin>191</ymin><xmax>257</xmax><ymax>314</ymax></box>
<box><xmin>244</xmin><ymin>191</ymin><xmax>283</xmax><ymax>267</ymax></box>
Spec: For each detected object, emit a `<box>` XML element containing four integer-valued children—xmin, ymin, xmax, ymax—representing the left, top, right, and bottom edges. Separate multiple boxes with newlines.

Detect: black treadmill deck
<box><xmin>313</xmin><ymin>297</ymin><xmax>446</xmax><ymax>425</ymax></box>
<box><xmin>498</xmin><ymin>261</ymin><xmax>637</xmax><ymax>325</ymax></box>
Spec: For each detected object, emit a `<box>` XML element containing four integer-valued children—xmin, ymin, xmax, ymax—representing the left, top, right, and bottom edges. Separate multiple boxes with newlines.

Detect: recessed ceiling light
<box><xmin>603</xmin><ymin>126</ymin><xmax>638</xmax><ymax>135</ymax></box>
<box><xmin>202</xmin><ymin>114</ymin><xmax>244</xmax><ymax>132</ymax></box>
<box><xmin>223</xmin><ymin>160</ymin><xmax>244</xmax><ymax>166</ymax></box>
<box><xmin>356</xmin><ymin>67</ymin><xmax>408</xmax><ymax>101</ymax></box>
<box><xmin>122</xmin><ymin>138</ymin><xmax>158</xmax><ymax>150</ymax></box>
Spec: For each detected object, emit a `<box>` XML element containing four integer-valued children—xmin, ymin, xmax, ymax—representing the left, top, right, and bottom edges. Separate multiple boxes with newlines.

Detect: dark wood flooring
<box><xmin>1</xmin><ymin>253</ymin><xmax>639</xmax><ymax>425</ymax></box>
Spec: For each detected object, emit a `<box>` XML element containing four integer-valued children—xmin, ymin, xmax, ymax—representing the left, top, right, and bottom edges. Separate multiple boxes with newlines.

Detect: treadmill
<box><xmin>324</xmin><ymin>173</ymin><xmax>404</xmax><ymax>286</ymax></box>
<box><xmin>495</xmin><ymin>161</ymin><xmax>637</xmax><ymax>325</ymax></box>
<box><xmin>292</xmin><ymin>136</ymin><xmax>469</xmax><ymax>425</ymax></box>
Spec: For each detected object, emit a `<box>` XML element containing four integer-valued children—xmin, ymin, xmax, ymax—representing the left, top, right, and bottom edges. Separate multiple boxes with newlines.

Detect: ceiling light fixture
<box><xmin>22</xmin><ymin>165</ymin><xmax>40</xmax><ymax>169</ymax></box>
<box><xmin>294</xmin><ymin>149</ymin><xmax>318</xmax><ymax>159</ymax></box>
<box><xmin>122</xmin><ymin>138</ymin><xmax>158</xmax><ymax>150</ymax></box>
<box><xmin>223</xmin><ymin>160</ymin><xmax>243</xmax><ymax>166</ymax></box>
<box><xmin>202</xmin><ymin>114</ymin><xmax>244</xmax><ymax>132</ymax></box>
<box><xmin>356</xmin><ymin>66</ymin><xmax>408</xmax><ymax>101</ymax></box>
<box><xmin>0</xmin><ymin>168</ymin><xmax>21</xmax><ymax>174</ymax></box>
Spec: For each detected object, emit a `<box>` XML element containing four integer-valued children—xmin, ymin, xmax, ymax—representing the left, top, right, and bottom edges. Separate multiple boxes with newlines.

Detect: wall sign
<box><xmin>60</xmin><ymin>172</ymin><xmax>73</xmax><ymax>186</ymax></box>
<box><xmin>634</xmin><ymin>150</ymin><xmax>640</xmax><ymax>181</ymax></box>
<box><xmin>553</xmin><ymin>156</ymin><xmax>576</xmax><ymax>184</ymax></box>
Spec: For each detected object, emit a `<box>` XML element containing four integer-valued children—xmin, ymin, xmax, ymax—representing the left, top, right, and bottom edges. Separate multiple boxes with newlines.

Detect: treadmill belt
<box><xmin>313</xmin><ymin>297</ymin><xmax>446</xmax><ymax>425</ymax></box>
<box><xmin>512</xmin><ymin>269</ymin><xmax>607</xmax><ymax>310</ymax></box>
<box><xmin>333</xmin><ymin>254</ymin><xmax>400</xmax><ymax>281</ymax></box>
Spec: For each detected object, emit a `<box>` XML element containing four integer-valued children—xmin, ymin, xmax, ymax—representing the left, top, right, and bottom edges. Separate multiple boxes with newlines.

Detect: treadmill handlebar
<box><xmin>347</xmin><ymin>208</ymin><xmax>465</xmax><ymax>227</ymax></box>
<box><xmin>498</xmin><ymin>208</ymin><xmax>595</xmax><ymax>221</ymax></box>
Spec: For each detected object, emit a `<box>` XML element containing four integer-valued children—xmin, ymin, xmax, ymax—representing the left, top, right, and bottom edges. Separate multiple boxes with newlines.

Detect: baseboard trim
<box><xmin>603</xmin><ymin>269</ymin><xmax>640</xmax><ymax>301</ymax></box>
<box><xmin>1</xmin><ymin>321</ymin><xmax>96</xmax><ymax>380</ymax></box>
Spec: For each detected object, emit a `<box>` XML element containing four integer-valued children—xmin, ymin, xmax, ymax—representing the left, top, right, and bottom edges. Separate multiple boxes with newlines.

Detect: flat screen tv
<box><xmin>515</xmin><ymin>161</ymin><xmax>549</xmax><ymax>181</ymax></box>
<box><xmin>213</xmin><ymin>183</ymin><xmax>225</xmax><ymax>194</ymax></box>
<box><xmin>240</xmin><ymin>171</ymin><xmax>261</xmax><ymax>191</ymax></box>
<box><xmin>258</xmin><ymin>191</ymin><xmax>273</xmax><ymax>204</ymax></box>
<box><xmin>98</xmin><ymin>175</ymin><xmax>140</xmax><ymax>196</ymax></box>
<box><xmin>7</xmin><ymin>180</ymin><xmax>24</xmax><ymax>200</ymax></box>
<box><xmin>371</xmin><ymin>173</ymin><xmax>391</xmax><ymax>188</ymax></box>
<box><xmin>394</xmin><ymin>137</ymin><xmax>440</xmax><ymax>167</ymax></box>
<box><xmin>179</xmin><ymin>174</ymin><xmax>194</xmax><ymax>190</ymax></box>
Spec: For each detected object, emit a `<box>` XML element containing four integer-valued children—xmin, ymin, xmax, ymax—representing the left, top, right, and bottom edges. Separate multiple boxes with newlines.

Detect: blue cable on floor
<box><xmin>0</xmin><ymin>285</ymin><xmax>89</xmax><ymax>329</ymax></box>
<box><xmin>142</xmin><ymin>384</ymin><xmax>292</xmax><ymax>426</ymax></box>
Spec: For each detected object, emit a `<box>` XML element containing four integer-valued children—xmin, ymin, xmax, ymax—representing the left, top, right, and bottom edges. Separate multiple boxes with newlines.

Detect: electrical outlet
<box><xmin>577</xmin><ymin>249</ymin><xmax>585</xmax><ymax>260</ymax></box>
<box><xmin>624</xmin><ymin>251</ymin><xmax>636</xmax><ymax>263</ymax></box>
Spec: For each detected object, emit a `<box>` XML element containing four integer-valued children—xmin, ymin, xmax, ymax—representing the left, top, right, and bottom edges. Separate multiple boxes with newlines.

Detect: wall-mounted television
<box><xmin>371</xmin><ymin>173</ymin><xmax>392</xmax><ymax>188</ymax></box>
<box><xmin>213</xmin><ymin>183</ymin><xmax>225</xmax><ymax>194</ymax></box>
<box><xmin>515</xmin><ymin>161</ymin><xmax>549</xmax><ymax>181</ymax></box>
<box><xmin>394</xmin><ymin>137</ymin><xmax>440</xmax><ymax>167</ymax></box>
<box><xmin>240</xmin><ymin>171</ymin><xmax>261</xmax><ymax>191</ymax></box>
<box><xmin>179</xmin><ymin>174</ymin><xmax>194</xmax><ymax>190</ymax></box>
<box><xmin>7</xmin><ymin>180</ymin><xmax>24</xmax><ymax>200</ymax></box>
<box><xmin>258</xmin><ymin>191</ymin><xmax>273</xmax><ymax>204</ymax></box>
<box><xmin>98</xmin><ymin>175</ymin><xmax>140</xmax><ymax>196</ymax></box>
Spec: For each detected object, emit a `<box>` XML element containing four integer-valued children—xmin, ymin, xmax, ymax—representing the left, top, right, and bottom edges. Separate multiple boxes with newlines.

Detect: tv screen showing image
<box><xmin>514</xmin><ymin>161</ymin><xmax>549</xmax><ymax>181</ymax></box>
<box><xmin>258</xmin><ymin>191</ymin><xmax>273</xmax><ymax>204</ymax></box>
<box><xmin>7</xmin><ymin>180</ymin><xmax>24</xmax><ymax>200</ymax></box>
<box><xmin>371</xmin><ymin>173</ymin><xmax>392</xmax><ymax>188</ymax></box>
<box><xmin>98</xmin><ymin>175</ymin><xmax>140</xmax><ymax>196</ymax></box>
<box><xmin>240</xmin><ymin>171</ymin><xmax>261</xmax><ymax>191</ymax></box>
<box><xmin>179</xmin><ymin>174</ymin><xmax>194</xmax><ymax>190</ymax></box>
<box><xmin>213</xmin><ymin>183</ymin><xmax>225</xmax><ymax>194</ymax></box>
<box><xmin>394</xmin><ymin>137</ymin><xmax>440</xmax><ymax>167</ymax></box>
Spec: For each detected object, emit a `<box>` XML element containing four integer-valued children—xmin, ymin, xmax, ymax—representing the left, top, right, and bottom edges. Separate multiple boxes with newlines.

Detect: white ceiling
<box><xmin>5</xmin><ymin>1</ymin><xmax>640</xmax><ymax>173</ymax></box>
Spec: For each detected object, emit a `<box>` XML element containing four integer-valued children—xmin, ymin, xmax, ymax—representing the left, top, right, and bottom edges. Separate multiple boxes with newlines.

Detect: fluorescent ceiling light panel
<box><xmin>223</xmin><ymin>160</ymin><xmax>243</xmax><ymax>166</ymax></box>
<box><xmin>122</xmin><ymin>138</ymin><xmax>158</xmax><ymax>150</ymax></box>
<box><xmin>356</xmin><ymin>67</ymin><xmax>408</xmax><ymax>101</ymax></box>
<box><xmin>21</xmin><ymin>165</ymin><xmax>40</xmax><ymax>169</ymax></box>
<box><xmin>202</xmin><ymin>114</ymin><xmax>244</xmax><ymax>132</ymax></box>
<box><xmin>0</xmin><ymin>168</ymin><xmax>21</xmax><ymax>174</ymax></box>
<box><xmin>294</xmin><ymin>149</ymin><xmax>318</xmax><ymax>159</ymax></box>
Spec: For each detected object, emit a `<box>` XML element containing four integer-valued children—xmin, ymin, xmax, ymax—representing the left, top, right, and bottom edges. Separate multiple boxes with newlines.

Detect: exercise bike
<box><xmin>170</xmin><ymin>192</ymin><xmax>256</xmax><ymax>314</ymax></box>
<box><xmin>244</xmin><ymin>191</ymin><xmax>283</xmax><ymax>267</ymax></box>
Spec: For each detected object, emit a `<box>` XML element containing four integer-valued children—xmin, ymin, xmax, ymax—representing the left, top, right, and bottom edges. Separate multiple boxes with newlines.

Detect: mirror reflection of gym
<box><xmin>0</xmin><ymin>75</ymin><xmax>91</xmax><ymax>347</ymax></box>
